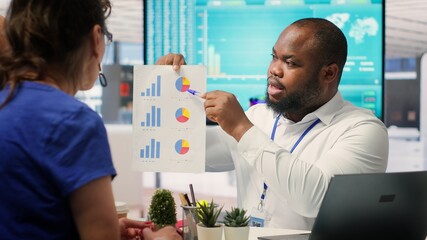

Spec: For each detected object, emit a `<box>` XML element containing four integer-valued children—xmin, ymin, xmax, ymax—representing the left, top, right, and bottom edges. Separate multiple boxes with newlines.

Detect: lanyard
<box><xmin>258</xmin><ymin>115</ymin><xmax>321</xmax><ymax>210</ymax></box>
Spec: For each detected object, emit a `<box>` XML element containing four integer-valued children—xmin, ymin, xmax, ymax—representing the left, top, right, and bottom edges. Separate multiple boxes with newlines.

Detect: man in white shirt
<box><xmin>156</xmin><ymin>18</ymin><xmax>388</xmax><ymax>230</ymax></box>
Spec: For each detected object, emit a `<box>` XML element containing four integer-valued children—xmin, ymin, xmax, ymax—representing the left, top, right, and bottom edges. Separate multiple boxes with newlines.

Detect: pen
<box><xmin>186</xmin><ymin>88</ymin><xmax>203</xmax><ymax>97</ymax></box>
<box><xmin>189</xmin><ymin>184</ymin><xmax>196</xmax><ymax>206</ymax></box>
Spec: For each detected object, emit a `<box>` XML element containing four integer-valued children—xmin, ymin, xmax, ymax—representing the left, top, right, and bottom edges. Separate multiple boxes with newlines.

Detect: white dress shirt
<box><xmin>206</xmin><ymin>91</ymin><xmax>389</xmax><ymax>230</ymax></box>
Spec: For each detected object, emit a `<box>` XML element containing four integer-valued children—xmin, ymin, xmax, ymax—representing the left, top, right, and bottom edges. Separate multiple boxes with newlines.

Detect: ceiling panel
<box><xmin>107</xmin><ymin>0</ymin><xmax>143</xmax><ymax>43</ymax></box>
<box><xmin>1</xmin><ymin>0</ymin><xmax>427</xmax><ymax>60</ymax></box>
<box><xmin>386</xmin><ymin>0</ymin><xmax>427</xmax><ymax>59</ymax></box>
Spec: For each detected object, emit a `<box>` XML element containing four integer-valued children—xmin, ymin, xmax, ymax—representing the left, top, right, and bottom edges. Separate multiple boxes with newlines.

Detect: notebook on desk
<box><xmin>258</xmin><ymin>171</ymin><xmax>427</xmax><ymax>240</ymax></box>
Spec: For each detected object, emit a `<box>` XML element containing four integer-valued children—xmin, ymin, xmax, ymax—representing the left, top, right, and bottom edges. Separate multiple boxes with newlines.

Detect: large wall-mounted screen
<box><xmin>145</xmin><ymin>0</ymin><xmax>384</xmax><ymax>119</ymax></box>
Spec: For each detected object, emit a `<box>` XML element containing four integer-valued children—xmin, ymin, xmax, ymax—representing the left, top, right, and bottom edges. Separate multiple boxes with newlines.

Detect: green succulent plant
<box><xmin>224</xmin><ymin>207</ymin><xmax>250</xmax><ymax>227</ymax></box>
<box><xmin>148</xmin><ymin>188</ymin><xmax>177</xmax><ymax>228</ymax></box>
<box><xmin>197</xmin><ymin>199</ymin><xmax>223</xmax><ymax>227</ymax></box>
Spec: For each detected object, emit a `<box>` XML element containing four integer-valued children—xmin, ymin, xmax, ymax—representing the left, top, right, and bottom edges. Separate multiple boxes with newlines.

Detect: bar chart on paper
<box><xmin>140</xmin><ymin>139</ymin><xmax>161</xmax><ymax>159</ymax></box>
<box><xmin>140</xmin><ymin>106</ymin><xmax>161</xmax><ymax>127</ymax></box>
<box><xmin>141</xmin><ymin>75</ymin><xmax>161</xmax><ymax>97</ymax></box>
<box><xmin>132</xmin><ymin>65</ymin><xmax>206</xmax><ymax>173</ymax></box>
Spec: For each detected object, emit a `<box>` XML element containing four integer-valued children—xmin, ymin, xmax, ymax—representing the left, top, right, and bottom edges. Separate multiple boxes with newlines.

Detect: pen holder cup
<box><xmin>181</xmin><ymin>205</ymin><xmax>199</xmax><ymax>240</ymax></box>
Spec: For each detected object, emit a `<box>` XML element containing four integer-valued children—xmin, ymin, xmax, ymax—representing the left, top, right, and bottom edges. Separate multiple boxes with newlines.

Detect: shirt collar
<box><xmin>307</xmin><ymin>91</ymin><xmax>344</xmax><ymax>125</ymax></box>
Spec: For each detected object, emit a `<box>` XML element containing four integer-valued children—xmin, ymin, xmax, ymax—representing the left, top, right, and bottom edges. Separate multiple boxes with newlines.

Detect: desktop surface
<box><xmin>247</xmin><ymin>227</ymin><xmax>310</xmax><ymax>240</ymax></box>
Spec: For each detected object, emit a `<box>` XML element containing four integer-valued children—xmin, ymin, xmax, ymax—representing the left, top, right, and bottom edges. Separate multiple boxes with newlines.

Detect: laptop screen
<box><xmin>311</xmin><ymin>171</ymin><xmax>427</xmax><ymax>240</ymax></box>
<box><xmin>259</xmin><ymin>171</ymin><xmax>427</xmax><ymax>240</ymax></box>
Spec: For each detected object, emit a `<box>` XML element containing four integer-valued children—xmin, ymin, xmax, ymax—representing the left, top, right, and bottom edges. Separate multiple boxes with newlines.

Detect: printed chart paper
<box><xmin>132</xmin><ymin>65</ymin><xmax>206</xmax><ymax>173</ymax></box>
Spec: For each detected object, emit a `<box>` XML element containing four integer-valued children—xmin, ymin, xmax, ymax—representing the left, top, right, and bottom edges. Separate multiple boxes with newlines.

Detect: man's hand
<box><xmin>203</xmin><ymin>90</ymin><xmax>253</xmax><ymax>141</ymax></box>
<box><xmin>155</xmin><ymin>53</ymin><xmax>186</xmax><ymax>71</ymax></box>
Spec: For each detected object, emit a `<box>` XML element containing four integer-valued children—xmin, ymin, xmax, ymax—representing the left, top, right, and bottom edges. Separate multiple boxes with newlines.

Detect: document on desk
<box><xmin>132</xmin><ymin>65</ymin><xmax>206</xmax><ymax>173</ymax></box>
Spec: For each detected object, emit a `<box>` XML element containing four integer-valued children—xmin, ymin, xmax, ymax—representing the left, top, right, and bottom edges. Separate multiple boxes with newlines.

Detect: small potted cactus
<box><xmin>196</xmin><ymin>199</ymin><xmax>223</xmax><ymax>240</ymax></box>
<box><xmin>148</xmin><ymin>189</ymin><xmax>177</xmax><ymax>229</ymax></box>
<box><xmin>223</xmin><ymin>207</ymin><xmax>250</xmax><ymax>240</ymax></box>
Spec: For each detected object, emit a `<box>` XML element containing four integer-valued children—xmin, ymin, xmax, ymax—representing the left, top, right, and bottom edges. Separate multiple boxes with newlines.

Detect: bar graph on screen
<box><xmin>144</xmin><ymin>0</ymin><xmax>384</xmax><ymax>119</ymax></box>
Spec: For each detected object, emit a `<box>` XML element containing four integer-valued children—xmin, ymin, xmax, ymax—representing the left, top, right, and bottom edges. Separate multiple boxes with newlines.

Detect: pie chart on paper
<box><xmin>175</xmin><ymin>108</ymin><xmax>190</xmax><ymax>123</ymax></box>
<box><xmin>175</xmin><ymin>76</ymin><xmax>191</xmax><ymax>92</ymax></box>
<box><xmin>175</xmin><ymin>139</ymin><xmax>190</xmax><ymax>155</ymax></box>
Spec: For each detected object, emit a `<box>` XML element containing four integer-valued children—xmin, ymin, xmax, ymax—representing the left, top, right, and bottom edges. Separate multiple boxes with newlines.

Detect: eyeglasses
<box><xmin>102</xmin><ymin>29</ymin><xmax>113</xmax><ymax>46</ymax></box>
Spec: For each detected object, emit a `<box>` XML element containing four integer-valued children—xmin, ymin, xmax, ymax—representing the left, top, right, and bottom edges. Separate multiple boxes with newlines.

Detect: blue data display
<box><xmin>145</xmin><ymin>0</ymin><xmax>384</xmax><ymax>118</ymax></box>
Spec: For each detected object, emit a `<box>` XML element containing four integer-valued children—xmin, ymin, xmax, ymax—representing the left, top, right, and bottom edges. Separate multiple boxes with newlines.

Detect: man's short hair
<box><xmin>291</xmin><ymin>18</ymin><xmax>348</xmax><ymax>78</ymax></box>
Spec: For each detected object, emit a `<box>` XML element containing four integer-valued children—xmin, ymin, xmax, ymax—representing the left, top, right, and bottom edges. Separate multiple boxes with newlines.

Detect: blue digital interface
<box><xmin>145</xmin><ymin>0</ymin><xmax>384</xmax><ymax>118</ymax></box>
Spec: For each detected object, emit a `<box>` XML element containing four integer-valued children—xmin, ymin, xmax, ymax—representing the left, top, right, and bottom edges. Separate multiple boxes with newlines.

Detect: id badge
<box><xmin>249</xmin><ymin>207</ymin><xmax>270</xmax><ymax>227</ymax></box>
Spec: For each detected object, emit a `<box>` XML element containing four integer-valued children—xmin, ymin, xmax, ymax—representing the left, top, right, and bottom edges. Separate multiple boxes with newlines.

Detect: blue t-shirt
<box><xmin>0</xmin><ymin>81</ymin><xmax>117</xmax><ymax>239</ymax></box>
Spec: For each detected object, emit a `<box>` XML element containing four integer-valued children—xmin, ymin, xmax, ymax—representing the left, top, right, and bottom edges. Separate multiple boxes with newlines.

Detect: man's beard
<box><xmin>266</xmin><ymin>77</ymin><xmax>322</xmax><ymax>115</ymax></box>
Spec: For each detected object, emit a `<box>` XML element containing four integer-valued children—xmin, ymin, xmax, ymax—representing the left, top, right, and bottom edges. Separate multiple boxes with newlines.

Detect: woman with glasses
<box><xmin>0</xmin><ymin>1</ymin><xmax>181</xmax><ymax>239</ymax></box>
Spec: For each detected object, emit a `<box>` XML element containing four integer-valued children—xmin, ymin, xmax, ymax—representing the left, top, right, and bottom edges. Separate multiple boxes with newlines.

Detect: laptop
<box><xmin>258</xmin><ymin>171</ymin><xmax>427</xmax><ymax>240</ymax></box>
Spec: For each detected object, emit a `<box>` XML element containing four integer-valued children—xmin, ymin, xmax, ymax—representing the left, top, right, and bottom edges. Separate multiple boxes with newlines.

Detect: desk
<box><xmin>131</xmin><ymin>217</ymin><xmax>310</xmax><ymax>240</ymax></box>
<box><xmin>225</xmin><ymin>227</ymin><xmax>310</xmax><ymax>240</ymax></box>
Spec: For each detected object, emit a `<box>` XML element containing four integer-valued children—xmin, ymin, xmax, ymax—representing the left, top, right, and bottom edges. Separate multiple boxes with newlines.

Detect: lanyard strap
<box><xmin>258</xmin><ymin>115</ymin><xmax>321</xmax><ymax>210</ymax></box>
<box><xmin>270</xmin><ymin>114</ymin><xmax>281</xmax><ymax>140</ymax></box>
<box><xmin>272</xmin><ymin>115</ymin><xmax>321</xmax><ymax>153</ymax></box>
<box><xmin>290</xmin><ymin>118</ymin><xmax>321</xmax><ymax>153</ymax></box>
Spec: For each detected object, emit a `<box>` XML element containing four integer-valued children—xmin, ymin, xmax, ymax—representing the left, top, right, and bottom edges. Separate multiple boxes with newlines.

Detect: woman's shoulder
<box><xmin>15</xmin><ymin>82</ymin><xmax>102</xmax><ymax>129</ymax></box>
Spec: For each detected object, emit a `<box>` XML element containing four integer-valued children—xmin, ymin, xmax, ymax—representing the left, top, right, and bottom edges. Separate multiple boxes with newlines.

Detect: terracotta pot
<box><xmin>224</xmin><ymin>226</ymin><xmax>250</xmax><ymax>240</ymax></box>
<box><xmin>196</xmin><ymin>223</ymin><xmax>223</xmax><ymax>240</ymax></box>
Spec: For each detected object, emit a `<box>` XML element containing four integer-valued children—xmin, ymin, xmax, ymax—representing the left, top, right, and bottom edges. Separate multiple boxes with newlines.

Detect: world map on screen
<box><xmin>327</xmin><ymin>13</ymin><xmax>379</xmax><ymax>45</ymax></box>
